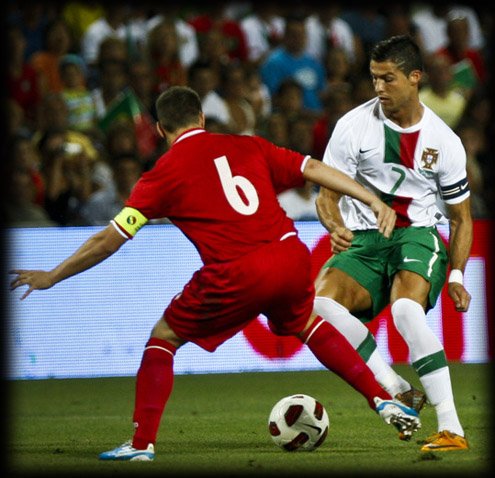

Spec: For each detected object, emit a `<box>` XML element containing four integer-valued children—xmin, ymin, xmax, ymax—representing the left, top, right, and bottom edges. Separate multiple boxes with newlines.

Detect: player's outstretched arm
<box><xmin>315</xmin><ymin>187</ymin><xmax>354</xmax><ymax>254</ymax></box>
<box><xmin>10</xmin><ymin>224</ymin><xmax>127</xmax><ymax>300</ymax></box>
<box><xmin>304</xmin><ymin>158</ymin><xmax>396</xmax><ymax>238</ymax></box>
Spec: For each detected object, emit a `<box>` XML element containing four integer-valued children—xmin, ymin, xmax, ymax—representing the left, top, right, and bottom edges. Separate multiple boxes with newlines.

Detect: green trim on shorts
<box><xmin>356</xmin><ymin>331</ymin><xmax>377</xmax><ymax>362</ymax></box>
<box><xmin>321</xmin><ymin>227</ymin><xmax>448</xmax><ymax>322</ymax></box>
<box><xmin>412</xmin><ymin>350</ymin><xmax>448</xmax><ymax>377</ymax></box>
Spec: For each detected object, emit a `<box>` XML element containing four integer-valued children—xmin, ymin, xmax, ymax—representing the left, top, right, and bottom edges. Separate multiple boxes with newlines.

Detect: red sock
<box><xmin>301</xmin><ymin>317</ymin><xmax>391</xmax><ymax>409</ymax></box>
<box><xmin>132</xmin><ymin>337</ymin><xmax>176</xmax><ymax>449</ymax></box>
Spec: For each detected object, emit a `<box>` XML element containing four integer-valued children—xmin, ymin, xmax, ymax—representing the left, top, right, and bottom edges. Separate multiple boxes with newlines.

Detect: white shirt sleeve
<box><xmin>438</xmin><ymin>133</ymin><xmax>470</xmax><ymax>204</ymax></box>
<box><xmin>322</xmin><ymin>117</ymin><xmax>359</xmax><ymax>179</ymax></box>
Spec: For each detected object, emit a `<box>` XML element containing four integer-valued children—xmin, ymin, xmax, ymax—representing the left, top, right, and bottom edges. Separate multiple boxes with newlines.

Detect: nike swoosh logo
<box><xmin>424</xmin><ymin>444</ymin><xmax>464</xmax><ymax>450</ymax></box>
<box><xmin>460</xmin><ymin>182</ymin><xmax>469</xmax><ymax>190</ymax></box>
<box><xmin>359</xmin><ymin>148</ymin><xmax>375</xmax><ymax>154</ymax></box>
<box><xmin>415</xmin><ymin>358</ymin><xmax>433</xmax><ymax>372</ymax></box>
<box><xmin>403</xmin><ymin>257</ymin><xmax>422</xmax><ymax>263</ymax></box>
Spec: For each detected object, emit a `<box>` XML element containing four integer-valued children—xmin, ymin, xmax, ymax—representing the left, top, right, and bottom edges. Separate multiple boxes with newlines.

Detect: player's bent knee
<box><xmin>315</xmin><ymin>267</ymin><xmax>371</xmax><ymax>311</ymax></box>
<box><xmin>151</xmin><ymin>316</ymin><xmax>187</xmax><ymax>349</ymax></box>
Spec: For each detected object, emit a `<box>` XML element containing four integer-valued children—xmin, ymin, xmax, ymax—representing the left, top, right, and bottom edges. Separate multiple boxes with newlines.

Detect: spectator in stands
<box><xmin>4</xmin><ymin>168</ymin><xmax>56</xmax><ymax>228</ymax></box>
<box><xmin>188</xmin><ymin>3</ymin><xmax>248</xmax><ymax>63</ymax></box>
<box><xmin>419</xmin><ymin>54</ymin><xmax>467</xmax><ymax>130</ymax></box>
<box><xmin>36</xmin><ymin>129</ymin><xmax>97</xmax><ymax>225</ymax></box>
<box><xmin>261</xmin><ymin>111</ymin><xmax>289</xmax><ymax>148</ymax></box>
<box><xmin>288</xmin><ymin>114</ymin><xmax>315</xmax><ymax>156</ymax></box>
<box><xmin>187</xmin><ymin>60</ymin><xmax>232</xmax><ymax>131</ymax></box>
<box><xmin>7</xmin><ymin>135</ymin><xmax>45</xmax><ymax>208</ymax></box>
<box><xmin>59</xmin><ymin>54</ymin><xmax>98</xmax><ymax>134</ymax></box>
<box><xmin>278</xmin><ymin>179</ymin><xmax>319</xmax><ymax>222</ymax></box>
<box><xmin>5</xmin><ymin>99</ymin><xmax>32</xmax><ymax>140</ymax></box>
<box><xmin>32</xmin><ymin>92</ymin><xmax>113</xmax><ymax>194</ymax></box>
<box><xmin>79</xmin><ymin>154</ymin><xmax>143</xmax><ymax>226</ymax></box>
<box><xmin>103</xmin><ymin>120</ymin><xmax>144</xmax><ymax>167</ymax></box>
<box><xmin>272</xmin><ymin>79</ymin><xmax>305</xmax><ymax>122</ymax></box>
<box><xmin>146</xmin><ymin>19</ymin><xmax>187</xmax><ymax>94</ymax></box>
<box><xmin>244</xmin><ymin>67</ymin><xmax>272</xmax><ymax>129</ymax></box>
<box><xmin>341</xmin><ymin>6</ymin><xmax>386</xmax><ymax>71</ymax></box>
<box><xmin>96</xmin><ymin>36</ymin><xmax>129</xmax><ymax>65</ymax></box>
<box><xmin>435</xmin><ymin>11</ymin><xmax>486</xmax><ymax>95</ymax></box>
<box><xmin>322</xmin><ymin>46</ymin><xmax>353</xmax><ymax>93</ymax></box>
<box><xmin>62</xmin><ymin>1</ymin><xmax>105</xmax><ymax>52</ymax></box>
<box><xmin>305</xmin><ymin>4</ymin><xmax>358</xmax><ymax>71</ymax></box>
<box><xmin>8</xmin><ymin>3</ymin><xmax>49</xmax><ymax>62</ymax></box>
<box><xmin>278</xmin><ymin>113</ymin><xmax>319</xmax><ymax>221</ymax></box>
<box><xmin>240</xmin><ymin>3</ymin><xmax>284</xmax><ymax>65</ymax></box>
<box><xmin>220</xmin><ymin>64</ymin><xmax>257</xmax><ymax>135</ymax></box>
<box><xmin>384</xmin><ymin>8</ymin><xmax>424</xmax><ymax>53</ymax></box>
<box><xmin>146</xmin><ymin>6</ymin><xmax>199</xmax><ymax>68</ymax></box>
<box><xmin>6</xmin><ymin>25</ymin><xmax>43</xmax><ymax>132</ymax></box>
<box><xmin>411</xmin><ymin>4</ymin><xmax>484</xmax><ymax>55</ymax></box>
<box><xmin>350</xmin><ymin>72</ymin><xmax>376</xmax><ymax>106</ymax></box>
<box><xmin>80</xmin><ymin>4</ymin><xmax>128</xmax><ymax>67</ymax></box>
<box><xmin>30</xmin><ymin>18</ymin><xmax>74</xmax><ymax>94</ymax></box>
<box><xmin>456</xmin><ymin>122</ymin><xmax>489</xmax><ymax>219</ymax></box>
<box><xmin>312</xmin><ymin>84</ymin><xmax>354</xmax><ymax>160</ymax></box>
<box><xmin>91</xmin><ymin>59</ymin><xmax>129</xmax><ymax>119</ymax></box>
<box><xmin>260</xmin><ymin>13</ymin><xmax>326</xmax><ymax>113</ymax></box>
<box><xmin>128</xmin><ymin>58</ymin><xmax>158</xmax><ymax>120</ymax></box>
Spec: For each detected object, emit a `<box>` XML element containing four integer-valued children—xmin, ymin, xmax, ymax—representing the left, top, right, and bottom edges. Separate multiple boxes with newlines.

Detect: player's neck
<box><xmin>167</xmin><ymin>124</ymin><xmax>204</xmax><ymax>146</ymax></box>
<box><xmin>385</xmin><ymin>100</ymin><xmax>424</xmax><ymax>129</ymax></box>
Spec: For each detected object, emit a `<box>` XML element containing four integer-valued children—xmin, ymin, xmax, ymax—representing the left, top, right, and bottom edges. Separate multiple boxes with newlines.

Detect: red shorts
<box><xmin>163</xmin><ymin>236</ymin><xmax>314</xmax><ymax>352</ymax></box>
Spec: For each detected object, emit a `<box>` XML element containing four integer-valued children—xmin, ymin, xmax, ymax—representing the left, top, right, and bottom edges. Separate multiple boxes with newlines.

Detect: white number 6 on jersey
<box><xmin>214</xmin><ymin>155</ymin><xmax>259</xmax><ymax>215</ymax></box>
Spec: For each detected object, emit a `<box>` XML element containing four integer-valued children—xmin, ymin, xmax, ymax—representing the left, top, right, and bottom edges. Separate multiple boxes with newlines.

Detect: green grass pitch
<box><xmin>6</xmin><ymin>363</ymin><xmax>492</xmax><ymax>476</ymax></box>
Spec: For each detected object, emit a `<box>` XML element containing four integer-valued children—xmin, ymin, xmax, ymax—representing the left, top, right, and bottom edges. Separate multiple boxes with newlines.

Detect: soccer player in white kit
<box><xmin>314</xmin><ymin>35</ymin><xmax>472</xmax><ymax>451</ymax></box>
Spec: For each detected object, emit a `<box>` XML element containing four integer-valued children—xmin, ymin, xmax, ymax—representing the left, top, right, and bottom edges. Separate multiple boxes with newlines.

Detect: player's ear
<box><xmin>156</xmin><ymin>122</ymin><xmax>166</xmax><ymax>138</ymax></box>
<box><xmin>409</xmin><ymin>70</ymin><xmax>422</xmax><ymax>87</ymax></box>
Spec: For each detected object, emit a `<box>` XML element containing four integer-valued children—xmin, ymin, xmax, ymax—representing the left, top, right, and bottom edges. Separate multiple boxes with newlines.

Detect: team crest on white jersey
<box><xmin>421</xmin><ymin>148</ymin><xmax>439</xmax><ymax>171</ymax></box>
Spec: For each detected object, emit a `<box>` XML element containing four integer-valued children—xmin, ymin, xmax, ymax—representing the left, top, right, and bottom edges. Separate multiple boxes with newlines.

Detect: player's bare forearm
<box><xmin>315</xmin><ymin>187</ymin><xmax>355</xmax><ymax>253</ymax></box>
<box><xmin>446</xmin><ymin>199</ymin><xmax>473</xmax><ymax>272</ymax></box>
<box><xmin>10</xmin><ymin>225</ymin><xmax>127</xmax><ymax>300</ymax></box>
<box><xmin>445</xmin><ymin>199</ymin><xmax>473</xmax><ymax>312</ymax></box>
<box><xmin>315</xmin><ymin>187</ymin><xmax>344</xmax><ymax>233</ymax></box>
<box><xmin>305</xmin><ymin>158</ymin><xmax>396</xmax><ymax>238</ymax></box>
<box><xmin>304</xmin><ymin>159</ymin><xmax>372</xmax><ymax>204</ymax></box>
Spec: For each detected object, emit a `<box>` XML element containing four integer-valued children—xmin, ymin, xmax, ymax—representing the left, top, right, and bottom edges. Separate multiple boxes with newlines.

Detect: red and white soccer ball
<box><xmin>268</xmin><ymin>394</ymin><xmax>329</xmax><ymax>451</ymax></box>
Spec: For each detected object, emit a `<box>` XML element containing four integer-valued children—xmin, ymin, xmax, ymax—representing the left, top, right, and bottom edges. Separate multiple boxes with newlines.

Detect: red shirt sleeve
<box><xmin>251</xmin><ymin>136</ymin><xmax>308</xmax><ymax>194</ymax></box>
<box><xmin>124</xmin><ymin>165</ymin><xmax>171</xmax><ymax>220</ymax></box>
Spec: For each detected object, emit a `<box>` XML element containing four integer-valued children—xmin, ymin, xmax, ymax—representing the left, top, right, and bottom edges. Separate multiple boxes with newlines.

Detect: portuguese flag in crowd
<box><xmin>98</xmin><ymin>88</ymin><xmax>159</xmax><ymax>159</ymax></box>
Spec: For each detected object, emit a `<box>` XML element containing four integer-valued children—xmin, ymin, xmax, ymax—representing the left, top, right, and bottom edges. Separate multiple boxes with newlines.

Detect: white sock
<box><xmin>367</xmin><ymin>349</ymin><xmax>411</xmax><ymax>396</ymax></box>
<box><xmin>420</xmin><ymin>368</ymin><xmax>464</xmax><ymax>436</ymax></box>
<box><xmin>392</xmin><ymin>298</ymin><xmax>464</xmax><ymax>436</ymax></box>
<box><xmin>314</xmin><ymin>296</ymin><xmax>408</xmax><ymax>397</ymax></box>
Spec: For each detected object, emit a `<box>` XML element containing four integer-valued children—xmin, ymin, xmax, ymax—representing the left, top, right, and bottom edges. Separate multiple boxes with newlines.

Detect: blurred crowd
<box><xmin>3</xmin><ymin>1</ymin><xmax>493</xmax><ymax>227</ymax></box>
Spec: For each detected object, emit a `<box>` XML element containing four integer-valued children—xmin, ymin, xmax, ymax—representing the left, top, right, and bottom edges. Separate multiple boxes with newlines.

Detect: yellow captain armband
<box><xmin>111</xmin><ymin>207</ymin><xmax>148</xmax><ymax>239</ymax></box>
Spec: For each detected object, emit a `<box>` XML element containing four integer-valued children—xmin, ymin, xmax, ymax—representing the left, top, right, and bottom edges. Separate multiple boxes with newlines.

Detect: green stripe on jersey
<box><xmin>384</xmin><ymin>125</ymin><xmax>401</xmax><ymax>164</ymax></box>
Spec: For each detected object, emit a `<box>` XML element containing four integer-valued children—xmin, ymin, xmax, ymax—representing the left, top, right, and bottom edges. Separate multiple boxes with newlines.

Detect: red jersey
<box><xmin>114</xmin><ymin>129</ymin><xmax>309</xmax><ymax>265</ymax></box>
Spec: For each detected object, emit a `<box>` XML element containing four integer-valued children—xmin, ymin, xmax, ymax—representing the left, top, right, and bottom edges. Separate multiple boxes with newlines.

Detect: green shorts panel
<box><xmin>322</xmin><ymin>227</ymin><xmax>448</xmax><ymax>322</ymax></box>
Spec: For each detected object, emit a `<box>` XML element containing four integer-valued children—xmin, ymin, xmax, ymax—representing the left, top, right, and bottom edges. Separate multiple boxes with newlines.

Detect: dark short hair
<box><xmin>155</xmin><ymin>86</ymin><xmax>203</xmax><ymax>133</ymax></box>
<box><xmin>370</xmin><ymin>35</ymin><xmax>423</xmax><ymax>75</ymax></box>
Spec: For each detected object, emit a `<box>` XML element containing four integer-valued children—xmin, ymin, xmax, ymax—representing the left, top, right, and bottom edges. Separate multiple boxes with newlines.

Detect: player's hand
<box><xmin>330</xmin><ymin>226</ymin><xmax>354</xmax><ymax>254</ymax></box>
<box><xmin>9</xmin><ymin>270</ymin><xmax>55</xmax><ymax>300</ymax></box>
<box><xmin>448</xmin><ymin>282</ymin><xmax>471</xmax><ymax>312</ymax></box>
<box><xmin>369</xmin><ymin>199</ymin><xmax>396</xmax><ymax>238</ymax></box>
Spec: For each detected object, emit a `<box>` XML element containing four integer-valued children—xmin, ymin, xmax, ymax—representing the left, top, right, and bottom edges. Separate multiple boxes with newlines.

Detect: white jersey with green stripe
<box><xmin>322</xmin><ymin>97</ymin><xmax>470</xmax><ymax>230</ymax></box>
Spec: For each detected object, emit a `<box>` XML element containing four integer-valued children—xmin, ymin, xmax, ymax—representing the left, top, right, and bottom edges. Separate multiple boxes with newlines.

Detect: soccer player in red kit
<box><xmin>10</xmin><ymin>86</ymin><xmax>421</xmax><ymax>461</ymax></box>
